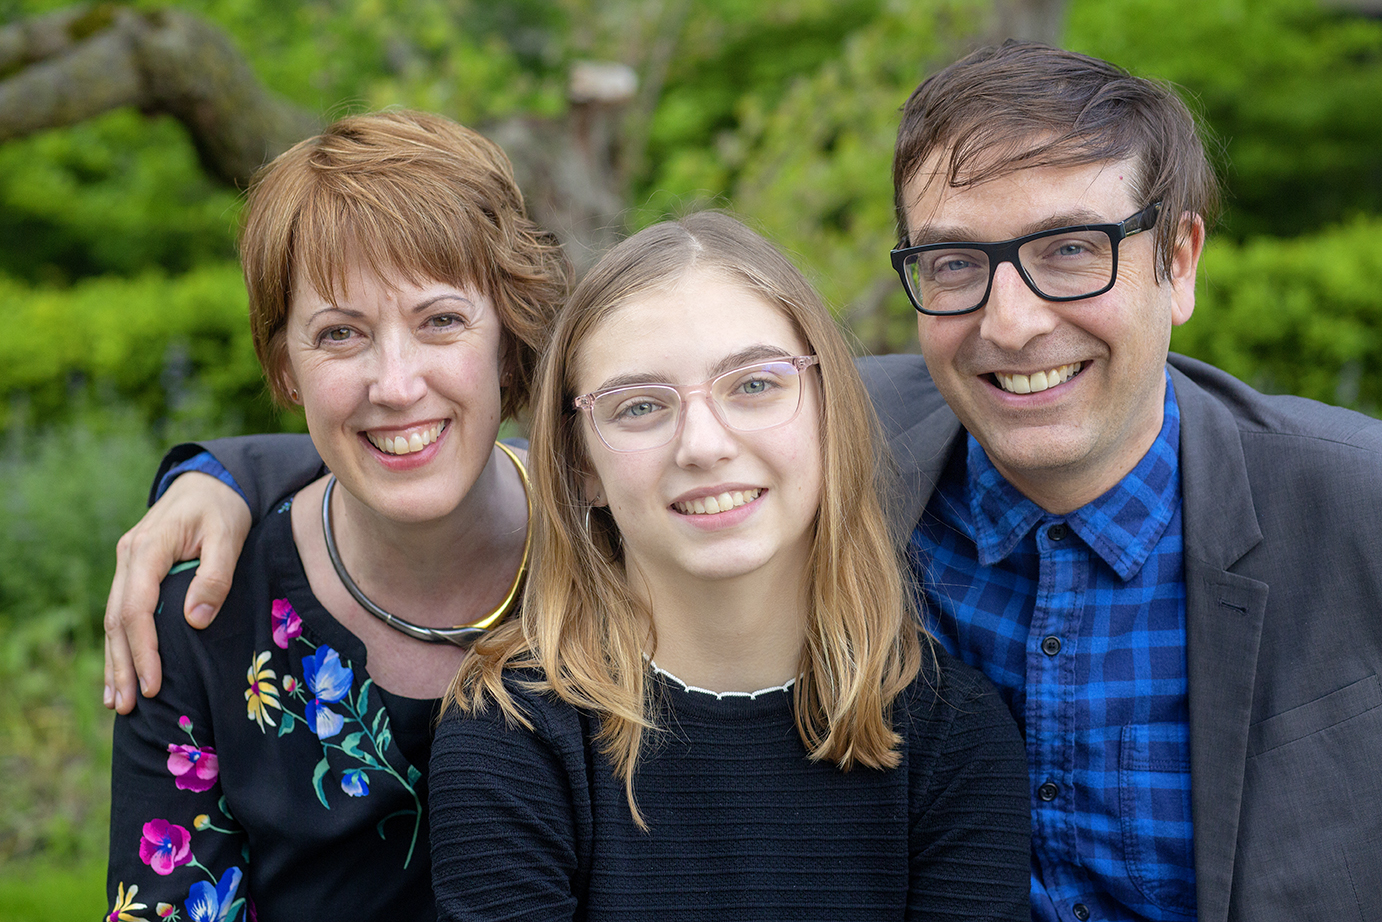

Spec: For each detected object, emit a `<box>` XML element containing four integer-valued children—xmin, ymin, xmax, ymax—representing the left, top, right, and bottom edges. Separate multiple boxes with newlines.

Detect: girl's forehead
<box><xmin>574</xmin><ymin>280</ymin><xmax>806</xmax><ymax>387</ymax></box>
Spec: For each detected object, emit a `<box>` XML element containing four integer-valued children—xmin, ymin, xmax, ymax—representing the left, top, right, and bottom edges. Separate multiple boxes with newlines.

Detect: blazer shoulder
<box><xmin>854</xmin><ymin>353</ymin><xmax>947</xmax><ymax>441</ymax></box>
<box><xmin>1170</xmin><ymin>353</ymin><xmax>1382</xmax><ymax>457</ymax></box>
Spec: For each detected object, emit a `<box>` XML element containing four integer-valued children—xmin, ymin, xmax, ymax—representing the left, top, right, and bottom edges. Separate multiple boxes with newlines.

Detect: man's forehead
<box><xmin>902</xmin><ymin>154</ymin><xmax>1142</xmax><ymax>240</ymax></box>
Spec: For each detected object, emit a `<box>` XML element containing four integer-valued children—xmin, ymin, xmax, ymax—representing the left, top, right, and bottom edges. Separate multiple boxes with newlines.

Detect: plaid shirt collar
<box><xmin>965</xmin><ymin>369</ymin><xmax>1181</xmax><ymax>581</ymax></box>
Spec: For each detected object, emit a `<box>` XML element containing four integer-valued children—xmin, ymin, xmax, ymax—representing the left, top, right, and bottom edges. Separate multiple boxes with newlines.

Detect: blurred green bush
<box><xmin>0</xmin><ymin>408</ymin><xmax>168</xmax><ymax>867</ymax></box>
<box><xmin>1177</xmin><ymin>216</ymin><xmax>1382</xmax><ymax>415</ymax></box>
<box><xmin>0</xmin><ymin>263</ymin><xmax>298</xmax><ymax>436</ymax></box>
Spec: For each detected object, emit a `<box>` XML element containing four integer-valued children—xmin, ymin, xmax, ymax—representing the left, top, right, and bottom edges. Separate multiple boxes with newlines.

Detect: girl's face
<box><xmin>281</xmin><ymin>262</ymin><xmax>506</xmax><ymax>526</ymax></box>
<box><xmin>572</xmin><ymin>269</ymin><xmax>824</xmax><ymax>594</ymax></box>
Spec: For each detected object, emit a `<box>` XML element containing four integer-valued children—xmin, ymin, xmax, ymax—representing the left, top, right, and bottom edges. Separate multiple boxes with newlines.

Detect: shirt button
<box><xmin>1073</xmin><ymin>904</ymin><xmax>1090</xmax><ymax>921</ymax></box>
<box><xmin>1037</xmin><ymin>781</ymin><xmax>1059</xmax><ymax>801</ymax></box>
<box><xmin>1041</xmin><ymin>635</ymin><xmax>1062</xmax><ymax>656</ymax></box>
<box><xmin>1048</xmin><ymin>523</ymin><xmax>1069</xmax><ymax>541</ymax></box>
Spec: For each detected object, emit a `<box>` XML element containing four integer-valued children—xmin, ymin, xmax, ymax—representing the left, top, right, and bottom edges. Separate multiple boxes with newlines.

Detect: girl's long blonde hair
<box><xmin>447</xmin><ymin>212</ymin><xmax>926</xmax><ymax>823</ymax></box>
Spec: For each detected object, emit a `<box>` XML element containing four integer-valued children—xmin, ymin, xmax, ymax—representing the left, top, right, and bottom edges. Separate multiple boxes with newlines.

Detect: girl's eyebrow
<box><xmin>593</xmin><ymin>344</ymin><xmax>795</xmax><ymax>392</ymax></box>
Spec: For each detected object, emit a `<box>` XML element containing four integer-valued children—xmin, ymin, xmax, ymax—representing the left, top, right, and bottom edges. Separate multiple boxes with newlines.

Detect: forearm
<box><xmin>169</xmin><ymin>434</ymin><xmax>323</xmax><ymax>523</ymax></box>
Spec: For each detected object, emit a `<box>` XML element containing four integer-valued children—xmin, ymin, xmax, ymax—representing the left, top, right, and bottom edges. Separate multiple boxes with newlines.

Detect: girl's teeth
<box><xmin>675</xmin><ymin>489</ymin><xmax>762</xmax><ymax>515</ymax></box>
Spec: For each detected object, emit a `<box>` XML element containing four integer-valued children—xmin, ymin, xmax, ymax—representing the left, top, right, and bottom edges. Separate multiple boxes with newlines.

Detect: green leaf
<box><xmin>341</xmin><ymin>732</ymin><xmax>381</xmax><ymax>768</ymax></box>
<box><xmin>311</xmin><ymin>756</ymin><xmax>332</xmax><ymax>810</ymax></box>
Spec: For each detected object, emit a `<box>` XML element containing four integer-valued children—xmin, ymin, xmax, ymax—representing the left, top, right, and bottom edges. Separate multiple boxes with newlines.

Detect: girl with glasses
<box><xmin>430</xmin><ymin>212</ymin><xmax>1027</xmax><ymax>921</ymax></box>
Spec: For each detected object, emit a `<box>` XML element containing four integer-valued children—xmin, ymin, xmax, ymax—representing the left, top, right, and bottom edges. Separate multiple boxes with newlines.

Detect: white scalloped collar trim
<box><xmin>649</xmin><ymin>659</ymin><xmax>796</xmax><ymax>700</ymax></box>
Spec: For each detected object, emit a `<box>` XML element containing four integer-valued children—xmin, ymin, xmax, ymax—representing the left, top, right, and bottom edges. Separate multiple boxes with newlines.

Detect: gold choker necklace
<box><xmin>321</xmin><ymin>441</ymin><xmax>530</xmax><ymax>646</ymax></box>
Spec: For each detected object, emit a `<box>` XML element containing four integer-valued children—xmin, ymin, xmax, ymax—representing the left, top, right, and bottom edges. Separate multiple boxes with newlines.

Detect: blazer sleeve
<box><xmin>151</xmin><ymin>435</ymin><xmax>325</xmax><ymax>523</ymax></box>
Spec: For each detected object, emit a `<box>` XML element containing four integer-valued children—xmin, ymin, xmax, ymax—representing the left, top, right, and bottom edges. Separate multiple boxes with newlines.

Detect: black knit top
<box><xmin>429</xmin><ymin>650</ymin><xmax>1029</xmax><ymax>921</ymax></box>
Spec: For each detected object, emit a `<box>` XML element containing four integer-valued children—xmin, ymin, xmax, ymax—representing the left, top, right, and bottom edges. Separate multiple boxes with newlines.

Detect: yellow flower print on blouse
<box><xmin>245</xmin><ymin>650</ymin><xmax>282</xmax><ymax>731</ymax></box>
<box><xmin>107</xmin><ymin>880</ymin><xmax>149</xmax><ymax>921</ymax></box>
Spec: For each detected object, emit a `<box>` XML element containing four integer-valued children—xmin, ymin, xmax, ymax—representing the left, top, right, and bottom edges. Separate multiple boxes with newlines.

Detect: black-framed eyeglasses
<box><xmin>890</xmin><ymin>202</ymin><xmax>1162</xmax><ymax>316</ymax></box>
<box><xmin>573</xmin><ymin>356</ymin><xmax>819</xmax><ymax>453</ymax></box>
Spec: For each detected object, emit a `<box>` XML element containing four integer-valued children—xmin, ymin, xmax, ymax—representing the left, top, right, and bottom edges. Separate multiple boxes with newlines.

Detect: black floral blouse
<box><xmin>107</xmin><ymin>498</ymin><xmax>439</xmax><ymax>922</ymax></box>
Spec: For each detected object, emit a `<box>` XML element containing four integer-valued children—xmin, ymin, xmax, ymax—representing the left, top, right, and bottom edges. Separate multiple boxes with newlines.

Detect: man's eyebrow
<box><xmin>908</xmin><ymin>209</ymin><xmax>1112</xmax><ymax>247</ymax></box>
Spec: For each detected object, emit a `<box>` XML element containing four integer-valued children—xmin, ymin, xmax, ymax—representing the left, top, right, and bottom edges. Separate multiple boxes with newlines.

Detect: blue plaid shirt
<box><xmin>911</xmin><ymin>372</ymin><xmax>1196</xmax><ymax>922</ymax></box>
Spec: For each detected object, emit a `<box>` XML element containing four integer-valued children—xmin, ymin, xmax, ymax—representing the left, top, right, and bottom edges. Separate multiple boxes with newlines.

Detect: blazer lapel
<box><xmin>1170</xmin><ymin>362</ymin><xmax>1268</xmax><ymax>922</ymax></box>
<box><xmin>884</xmin><ymin>401</ymin><xmax>963</xmax><ymax>541</ymax></box>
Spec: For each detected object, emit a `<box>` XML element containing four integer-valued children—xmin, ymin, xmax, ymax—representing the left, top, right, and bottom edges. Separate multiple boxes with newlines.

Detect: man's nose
<box><xmin>978</xmin><ymin>260</ymin><xmax>1060</xmax><ymax>352</ymax></box>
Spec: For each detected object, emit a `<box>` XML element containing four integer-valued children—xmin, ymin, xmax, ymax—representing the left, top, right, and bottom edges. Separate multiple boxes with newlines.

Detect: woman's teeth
<box><xmin>995</xmin><ymin>362</ymin><xmax>1082</xmax><ymax>395</ymax></box>
<box><xmin>367</xmin><ymin>422</ymin><xmax>446</xmax><ymax>455</ymax></box>
<box><xmin>674</xmin><ymin>489</ymin><xmax>762</xmax><ymax>516</ymax></box>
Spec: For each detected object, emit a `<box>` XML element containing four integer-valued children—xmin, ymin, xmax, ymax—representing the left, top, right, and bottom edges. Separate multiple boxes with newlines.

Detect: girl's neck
<box><xmin>630</xmin><ymin>560</ymin><xmax>811</xmax><ymax>695</ymax></box>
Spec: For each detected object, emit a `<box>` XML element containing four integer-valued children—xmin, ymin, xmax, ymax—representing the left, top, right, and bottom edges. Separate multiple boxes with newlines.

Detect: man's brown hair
<box><xmin>893</xmin><ymin>41</ymin><xmax>1220</xmax><ymax>278</ymax></box>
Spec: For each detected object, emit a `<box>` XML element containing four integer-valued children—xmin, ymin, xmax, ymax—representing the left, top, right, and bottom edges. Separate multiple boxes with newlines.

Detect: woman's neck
<box><xmin>292</xmin><ymin>444</ymin><xmax>529</xmax><ymax>630</ymax></box>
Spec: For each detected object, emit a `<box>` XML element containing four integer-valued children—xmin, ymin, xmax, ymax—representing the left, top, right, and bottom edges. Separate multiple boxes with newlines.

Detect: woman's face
<box><xmin>573</xmin><ymin>269</ymin><xmax>824</xmax><ymax>593</ymax></box>
<box><xmin>281</xmin><ymin>262</ymin><xmax>505</xmax><ymax>525</ymax></box>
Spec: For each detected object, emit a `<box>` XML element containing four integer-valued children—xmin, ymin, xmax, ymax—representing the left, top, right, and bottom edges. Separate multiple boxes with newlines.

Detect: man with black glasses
<box><xmin>863</xmin><ymin>40</ymin><xmax>1382</xmax><ymax>922</ymax></box>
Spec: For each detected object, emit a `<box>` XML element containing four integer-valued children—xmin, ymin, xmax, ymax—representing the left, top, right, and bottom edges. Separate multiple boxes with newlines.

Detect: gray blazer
<box><xmin>858</xmin><ymin>351</ymin><xmax>1382</xmax><ymax>922</ymax></box>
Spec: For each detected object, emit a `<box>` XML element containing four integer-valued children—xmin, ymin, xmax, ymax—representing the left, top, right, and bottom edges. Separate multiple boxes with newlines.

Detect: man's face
<box><xmin>900</xmin><ymin>155</ymin><xmax>1202</xmax><ymax>513</ymax></box>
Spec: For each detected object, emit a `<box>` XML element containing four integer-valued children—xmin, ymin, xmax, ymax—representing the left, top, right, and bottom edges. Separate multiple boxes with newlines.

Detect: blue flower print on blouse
<box><xmin>341</xmin><ymin>769</ymin><xmax>370</xmax><ymax>797</ymax></box>
<box><xmin>302</xmin><ymin>647</ymin><xmax>354</xmax><ymax>740</ymax></box>
<box><xmin>186</xmin><ymin>867</ymin><xmax>245</xmax><ymax>922</ymax></box>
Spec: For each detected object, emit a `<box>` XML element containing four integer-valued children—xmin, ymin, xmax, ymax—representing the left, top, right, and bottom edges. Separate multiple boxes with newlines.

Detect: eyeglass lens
<box><xmin>903</xmin><ymin>227</ymin><xmax>1117</xmax><ymax>315</ymax></box>
<box><xmin>589</xmin><ymin>361</ymin><xmax>808</xmax><ymax>452</ymax></box>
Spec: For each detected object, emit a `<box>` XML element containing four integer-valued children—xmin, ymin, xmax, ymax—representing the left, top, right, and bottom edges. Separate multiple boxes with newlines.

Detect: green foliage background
<box><xmin>2</xmin><ymin>0</ymin><xmax>1379</xmax><ymax>913</ymax></box>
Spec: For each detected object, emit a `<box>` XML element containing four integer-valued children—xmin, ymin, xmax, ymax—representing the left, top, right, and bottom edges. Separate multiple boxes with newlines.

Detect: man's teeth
<box><xmin>674</xmin><ymin>489</ymin><xmax>762</xmax><ymax>516</ymax></box>
<box><xmin>367</xmin><ymin>422</ymin><xmax>446</xmax><ymax>455</ymax></box>
<box><xmin>995</xmin><ymin>362</ymin><xmax>1082</xmax><ymax>395</ymax></box>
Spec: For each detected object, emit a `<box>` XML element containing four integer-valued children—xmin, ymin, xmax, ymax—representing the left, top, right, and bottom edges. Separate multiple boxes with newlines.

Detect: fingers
<box><xmin>100</xmin><ymin>470</ymin><xmax>254</xmax><ymax>712</ymax></box>
<box><xmin>104</xmin><ymin>523</ymin><xmax>174</xmax><ymax>711</ymax></box>
<box><xmin>183</xmin><ymin>522</ymin><xmax>245</xmax><ymax>629</ymax></box>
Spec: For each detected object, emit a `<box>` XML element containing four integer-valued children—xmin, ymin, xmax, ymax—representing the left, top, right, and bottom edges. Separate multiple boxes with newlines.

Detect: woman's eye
<box><xmin>322</xmin><ymin>327</ymin><xmax>353</xmax><ymax>343</ymax></box>
<box><xmin>427</xmin><ymin>313</ymin><xmax>464</xmax><ymax>330</ymax></box>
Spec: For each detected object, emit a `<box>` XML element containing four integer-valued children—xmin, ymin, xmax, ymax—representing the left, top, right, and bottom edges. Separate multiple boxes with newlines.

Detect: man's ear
<box><xmin>1168</xmin><ymin>212</ymin><xmax>1205</xmax><ymax>328</ymax></box>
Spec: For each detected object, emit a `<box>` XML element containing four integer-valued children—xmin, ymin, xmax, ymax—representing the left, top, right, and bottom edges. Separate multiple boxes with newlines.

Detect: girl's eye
<box><xmin>738</xmin><ymin>377</ymin><xmax>774</xmax><ymax>396</ymax></box>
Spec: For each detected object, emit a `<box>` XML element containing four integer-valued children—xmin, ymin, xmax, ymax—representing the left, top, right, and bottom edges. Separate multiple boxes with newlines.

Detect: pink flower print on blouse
<box><xmin>271</xmin><ymin>598</ymin><xmax>302</xmax><ymax>649</ymax></box>
<box><xmin>166</xmin><ymin>744</ymin><xmax>219</xmax><ymax>792</ymax></box>
<box><xmin>139</xmin><ymin>819</ymin><xmax>192</xmax><ymax>875</ymax></box>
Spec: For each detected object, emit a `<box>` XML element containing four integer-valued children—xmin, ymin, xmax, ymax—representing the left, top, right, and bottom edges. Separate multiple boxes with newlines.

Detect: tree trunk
<box><xmin>0</xmin><ymin>5</ymin><xmax>635</xmax><ymax>262</ymax></box>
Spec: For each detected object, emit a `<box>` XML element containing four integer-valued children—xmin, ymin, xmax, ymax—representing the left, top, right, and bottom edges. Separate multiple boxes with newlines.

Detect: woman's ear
<box><xmin>278</xmin><ymin>362</ymin><xmax>302</xmax><ymax>405</ymax></box>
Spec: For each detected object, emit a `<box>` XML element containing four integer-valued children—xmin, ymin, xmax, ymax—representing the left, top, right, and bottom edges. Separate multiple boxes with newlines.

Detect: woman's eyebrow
<box><xmin>410</xmin><ymin>293</ymin><xmax>475</xmax><ymax>314</ymax></box>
